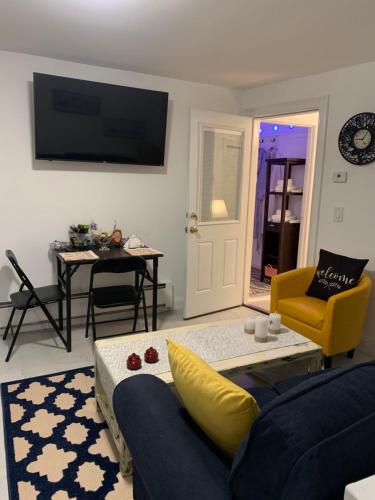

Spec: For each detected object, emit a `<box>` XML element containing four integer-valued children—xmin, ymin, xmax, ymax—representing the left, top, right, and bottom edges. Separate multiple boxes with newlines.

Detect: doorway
<box><xmin>244</xmin><ymin>111</ymin><xmax>320</xmax><ymax>312</ymax></box>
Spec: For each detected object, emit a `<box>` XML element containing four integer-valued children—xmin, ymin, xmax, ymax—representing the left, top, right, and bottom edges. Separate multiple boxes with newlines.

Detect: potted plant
<box><xmin>69</xmin><ymin>224</ymin><xmax>91</xmax><ymax>249</ymax></box>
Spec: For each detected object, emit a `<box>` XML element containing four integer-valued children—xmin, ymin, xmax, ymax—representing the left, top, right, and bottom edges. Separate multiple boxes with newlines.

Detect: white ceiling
<box><xmin>1</xmin><ymin>0</ymin><xmax>375</xmax><ymax>89</ymax></box>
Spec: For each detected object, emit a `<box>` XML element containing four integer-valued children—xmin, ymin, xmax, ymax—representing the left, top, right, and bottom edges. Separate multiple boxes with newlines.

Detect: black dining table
<box><xmin>54</xmin><ymin>246</ymin><xmax>163</xmax><ymax>351</ymax></box>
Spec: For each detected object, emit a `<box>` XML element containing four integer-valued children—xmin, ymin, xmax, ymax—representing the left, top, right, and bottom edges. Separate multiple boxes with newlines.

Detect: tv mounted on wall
<box><xmin>33</xmin><ymin>73</ymin><xmax>169</xmax><ymax>166</ymax></box>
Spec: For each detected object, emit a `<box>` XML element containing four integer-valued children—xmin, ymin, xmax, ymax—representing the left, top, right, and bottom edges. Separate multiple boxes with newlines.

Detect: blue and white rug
<box><xmin>1</xmin><ymin>366</ymin><xmax>131</xmax><ymax>499</ymax></box>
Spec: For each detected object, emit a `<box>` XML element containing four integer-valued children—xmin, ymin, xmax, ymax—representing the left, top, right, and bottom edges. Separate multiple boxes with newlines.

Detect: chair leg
<box><xmin>91</xmin><ymin>301</ymin><xmax>97</xmax><ymax>342</ymax></box>
<box><xmin>3</xmin><ymin>308</ymin><xmax>16</xmax><ymax>340</ymax></box>
<box><xmin>58</xmin><ymin>299</ymin><xmax>64</xmax><ymax>331</ymax></box>
<box><xmin>142</xmin><ymin>290</ymin><xmax>149</xmax><ymax>332</ymax></box>
<box><xmin>40</xmin><ymin>304</ymin><xmax>67</xmax><ymax>349</ymax></box>
<box><xmin>133</xmin><ymin>301</ymin><xmax>140</xmax><ymax>332</ymax></box>
<box><xmin>347</xmin><ymin>349</ymin><xmax>355</xmax><ymax>359</ymax></box>
<box><xmin>5</xmin><ymin>309</ymin><xmax>26</xmax><ymax>362</ymax></box>
<box><xmin>85</xmin><ymin>296</ymin><xmax>91</xmax><ymax>338</ymax></box>
<box><xmin>324</xmin><ymin>356</ymin><xmax>333</xmax><ymax>369</ymax></box>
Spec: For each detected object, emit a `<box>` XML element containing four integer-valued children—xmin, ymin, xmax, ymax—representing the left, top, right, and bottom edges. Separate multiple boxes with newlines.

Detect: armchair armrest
<box><xmin>323</xmin><ymin>274</ymin><xmax>372</xmax><ymax>355</ymax></box>
<box><xmin>271</xmin><ymin>267</ymin><xmax>316</xmax><ymax>312</ymax></box>
<box><xmin>113</xmin><ymin>374</ymin><xmax>232</xmax><ymax>500</ymax></box>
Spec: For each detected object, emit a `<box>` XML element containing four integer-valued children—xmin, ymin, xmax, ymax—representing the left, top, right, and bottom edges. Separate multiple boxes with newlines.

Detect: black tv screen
<box><xmin>33</xmin><ymin>73</ymin><xmax>168</xmax><ymax>165</ymax></box>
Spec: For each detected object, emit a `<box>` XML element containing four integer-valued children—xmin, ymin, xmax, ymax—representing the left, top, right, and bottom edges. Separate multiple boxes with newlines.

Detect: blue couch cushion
<box><xmin>274</xmin><ymin>367</ymin><xmax>337</xmax><ymax>393</ymax></box>
<box><xmin>113</xmin><ymin>374</ymin><xmax>232</xmax><ymax>500</ymax></box>
<box><xmin>247</xmin><ymin>386</ymin><xmax>279</xmax><ymax>408</ymax></box>
<box><xmin>230</xmin><ymin>362</ymin><xmax>375</xmax><ymax>500</ymax></box>
<box><xmin>245</xmin><ymin>369</ymin><xmax>335</xmax><ymax>408</ymax></box>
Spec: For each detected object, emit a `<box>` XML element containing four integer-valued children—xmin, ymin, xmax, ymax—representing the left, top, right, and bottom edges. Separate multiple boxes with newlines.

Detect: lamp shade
<box><xmin>211</xmin><ymin>199</ymin><xmax>229</xmax><ymax>218</ymax></box>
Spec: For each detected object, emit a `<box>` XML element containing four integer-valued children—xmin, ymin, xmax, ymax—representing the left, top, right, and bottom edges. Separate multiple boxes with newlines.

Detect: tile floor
<box><xmin>0</xmin><ymin>306</ymin><xmax>373</xmax><ymax>499</ymax></box>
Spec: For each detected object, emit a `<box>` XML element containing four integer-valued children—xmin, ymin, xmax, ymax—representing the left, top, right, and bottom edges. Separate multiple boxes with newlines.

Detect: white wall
<box><xmin>276</xmin><ymin>131</ymin><xmax>308</xmax><ymax>158</ymax></box>
<box><xmin>0</xmin><ymin>50</ymin><xmax>239</xmax><ymax>326</ymax></box>
<box><xmin>239</xmin><ymin>61</ymin><xmax>375</xmax><ymax>343</ymax></box>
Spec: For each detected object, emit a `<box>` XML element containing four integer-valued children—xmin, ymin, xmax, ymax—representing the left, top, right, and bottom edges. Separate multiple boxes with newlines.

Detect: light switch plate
<box><xmin>333</xmin><ymin>171</ymin><xmax>347</xmax><ymax>183</ymax></box>
<box><xmin>334</xmin><ymin>207</ymin><xmax>344</xmax><ymax>222</ymax></box>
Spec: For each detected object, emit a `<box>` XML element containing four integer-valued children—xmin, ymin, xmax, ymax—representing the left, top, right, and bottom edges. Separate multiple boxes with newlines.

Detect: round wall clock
<box><xmin>338</xmin><ymin>112</ymin><xmax>375</xmax><ymax>165</ymax></box>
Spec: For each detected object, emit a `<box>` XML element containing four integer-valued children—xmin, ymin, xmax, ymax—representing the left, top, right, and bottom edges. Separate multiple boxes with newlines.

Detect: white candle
<box><xmin>269</xmin><ymin>313</ymin><xmax>281</xmax><ymax>332</ymax></box>
<box><xmin>244</xmin><ymin>317</ymin><xmax>256</xmax><ymax>334</ymax></box>
<box><xmin>255</xmin><ymin>316</ymin><xmax>268</xmax><ymax>343</ymax></box>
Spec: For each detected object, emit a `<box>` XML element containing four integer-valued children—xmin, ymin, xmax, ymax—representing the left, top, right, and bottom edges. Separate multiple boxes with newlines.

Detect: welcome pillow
<box><xmin>167</xmin><ymin>339</ymin><xmax>259</xmax><ymax>458</ymax></box>
<box><xmin>306</xmin><ymin>249</ymin><xmax>368</xmax><ymax>301</ymax></box>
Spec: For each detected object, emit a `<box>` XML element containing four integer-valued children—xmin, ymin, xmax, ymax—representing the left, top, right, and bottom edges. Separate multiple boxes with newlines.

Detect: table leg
<box><xmin>152</xmin><ymin>257</ymin><xmax>158</xmax><ymax>331</ymax></box>
<box><xmin>56</xmin><ymin>258</ymin><xmax>63</xmax><ymax>331</ymax></box>
<box><xmin>66</xmin><ymin>264</ymin><xmax>72</xmax><ymax>352</ymax></box>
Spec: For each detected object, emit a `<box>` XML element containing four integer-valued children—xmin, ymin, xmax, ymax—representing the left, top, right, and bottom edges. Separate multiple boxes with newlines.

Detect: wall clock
<box><xmin>338</xmin><ymin>112</ymin><xmax>375</xmax><ymax>165</ymax></box>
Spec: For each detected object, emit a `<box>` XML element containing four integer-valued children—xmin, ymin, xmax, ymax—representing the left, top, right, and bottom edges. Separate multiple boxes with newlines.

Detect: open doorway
<box><xmin>245</xmin><ymin>111</ymin><xmax>320</xmax><ymax>312</ymax></box>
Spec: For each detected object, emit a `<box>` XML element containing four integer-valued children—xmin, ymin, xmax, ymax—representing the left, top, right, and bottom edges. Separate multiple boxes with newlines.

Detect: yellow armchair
<box><xmin>271</xmin><ymin>267</ymin><xmax>372</xmax><ymax>366</ymax></box>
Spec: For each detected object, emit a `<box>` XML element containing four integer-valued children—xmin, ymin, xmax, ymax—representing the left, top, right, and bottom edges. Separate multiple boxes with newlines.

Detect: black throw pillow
<box><xmin>306</xmin><ymin>249</ymin><xmax>368</xmax><ymax>301</ymax></box>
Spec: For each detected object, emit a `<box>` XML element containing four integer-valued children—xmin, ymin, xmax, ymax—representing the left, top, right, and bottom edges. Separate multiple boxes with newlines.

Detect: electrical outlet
<box><xmin>334</xmin><ymin>207</ymin><xmax>344</xmax><ymax>222</ymax></box>
<box><xmin>333</xmin><ymin>171</ymin><xmax>347</xmax><ymax>183</ymax></box>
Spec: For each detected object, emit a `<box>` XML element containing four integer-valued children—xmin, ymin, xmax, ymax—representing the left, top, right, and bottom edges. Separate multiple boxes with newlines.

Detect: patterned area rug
<box><xmin>250</xmin><ymin>268</ymin><xmax>271</xmax><ymax>295</ymax></box>
<box><xmin>1</xmin><ymin>366</ymin><xmax>132</xmax><ymax>499</ymax></box>
<box><xmin>250</xmin><ymin>278</ymin><xmax>270</xmax><ymax>295</ymax></box>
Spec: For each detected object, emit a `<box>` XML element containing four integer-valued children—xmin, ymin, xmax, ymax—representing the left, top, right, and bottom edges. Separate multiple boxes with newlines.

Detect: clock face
<box><xmin>353</xmin><ymin>129</ymin><xmax>372</xmax><ymax>150</ymax></box>
<box><xmin>338</xmin><ymin>112</ymin><xmax>375</xmax><ymax>165</ymax></box>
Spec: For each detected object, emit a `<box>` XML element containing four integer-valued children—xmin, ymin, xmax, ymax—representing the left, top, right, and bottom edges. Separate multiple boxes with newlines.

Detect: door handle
<box><xmin>189</xmin><ymin>226</ymin><xmax>199</xmax><ymax>233</ymax></box>
<box><xmin>190</xmin><ymin>212</ymin><xmax>198</xmax><ymax>220</ymax></box>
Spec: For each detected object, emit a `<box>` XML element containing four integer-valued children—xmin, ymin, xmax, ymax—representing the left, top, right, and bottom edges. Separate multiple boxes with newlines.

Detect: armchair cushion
<box><xmin>277</xmin><ymin>296</ymin><xmax>327</xmax><ymax>329</ymax></box>
<box><xmin>306</xmin><ymin>249</ymin><xmax>368</xmax><ymax>301</ymax></box>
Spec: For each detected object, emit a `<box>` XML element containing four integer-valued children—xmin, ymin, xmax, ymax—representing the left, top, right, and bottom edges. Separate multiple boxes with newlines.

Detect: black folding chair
<box><xmin>85</xmin><ymin>257</ymin><xmax>149</xmax><ymax>341</ymax></box>
<box><xmin>3</xmin><ymin>250</ymin><xmax>66</xmax><ymax>362</ymax></box>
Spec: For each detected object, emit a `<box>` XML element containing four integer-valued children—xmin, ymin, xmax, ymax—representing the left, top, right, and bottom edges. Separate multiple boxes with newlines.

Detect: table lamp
<box><xmin>211</xmin><ymin>199</ymin><xmax>229</xmax><ymax>219</ymax></box>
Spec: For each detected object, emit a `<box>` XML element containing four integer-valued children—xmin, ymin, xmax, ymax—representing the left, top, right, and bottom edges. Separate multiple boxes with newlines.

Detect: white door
<box><xmin>184</xmin><ymin>109</ymin><xmax>252</xmax><ymax>318</ymax></box>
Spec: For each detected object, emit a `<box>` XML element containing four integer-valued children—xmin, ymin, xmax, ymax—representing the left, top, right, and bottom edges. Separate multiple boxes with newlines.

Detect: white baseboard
<box><xmin>0</xmin><ymin>282</ymin><xmax>175</xmax><ymax>332</ymax></box>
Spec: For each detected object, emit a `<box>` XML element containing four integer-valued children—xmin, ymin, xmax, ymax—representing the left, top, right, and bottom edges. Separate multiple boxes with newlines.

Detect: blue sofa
<box><xmin>113</xmin><ymin>361</ymin><xmax>375</xmax><ymax>500</ymax></box>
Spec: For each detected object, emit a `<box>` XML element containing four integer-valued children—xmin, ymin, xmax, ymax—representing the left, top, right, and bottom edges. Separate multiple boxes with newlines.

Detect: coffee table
<box><xmin>94</xmin><ymin>318</ymin><xmax>322</xmax><ymax>476</ymax></box>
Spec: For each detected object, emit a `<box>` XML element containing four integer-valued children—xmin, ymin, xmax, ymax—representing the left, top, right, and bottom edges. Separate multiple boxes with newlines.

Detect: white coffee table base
<box><xmin>344</xmin><ymin>475</ymin><xmax>375</xmax><ymax>499</ymax></box>
<box><xmin>95</xmin><ymin>371</ymin><xmax>133</xmax><ymax>476</ymax></box>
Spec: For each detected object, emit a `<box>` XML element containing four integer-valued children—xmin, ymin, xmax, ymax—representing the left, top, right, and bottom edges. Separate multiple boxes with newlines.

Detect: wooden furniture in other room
<box><xmin>260</xmin><ymin>157</ymin><xmax>305</xmax><ymax>282</ymax></box>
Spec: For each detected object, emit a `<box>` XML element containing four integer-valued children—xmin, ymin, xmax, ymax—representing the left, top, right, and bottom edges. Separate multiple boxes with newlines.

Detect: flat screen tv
<box><xmin>33</xmin><ymin>73</ymin><xmax>168</xmax><ymax>166</ymax></box>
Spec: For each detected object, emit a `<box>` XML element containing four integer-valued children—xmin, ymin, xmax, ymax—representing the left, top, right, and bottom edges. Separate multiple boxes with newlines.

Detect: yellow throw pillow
<box><xmin>167</xmin><ymin>339</ymin><xmax>260</xmax><ymax>457</ymax></box>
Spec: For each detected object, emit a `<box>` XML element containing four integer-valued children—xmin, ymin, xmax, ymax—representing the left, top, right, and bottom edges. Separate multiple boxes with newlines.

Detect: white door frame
<box><xmin>242</xmin><ymin>96</ymin><xmax>329</xmax><ymax>304</ymax></box>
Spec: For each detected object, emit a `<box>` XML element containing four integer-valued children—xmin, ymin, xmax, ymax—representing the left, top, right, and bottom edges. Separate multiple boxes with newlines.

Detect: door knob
<box><xmin>190</xmin><ymin>212</ymin><xmax>198</xmax><ymax>220</ymax></box>
<box><xmin>189</xmin><ymin>226</ymin><xmax>199</xmax><ymax>233</ymax></box>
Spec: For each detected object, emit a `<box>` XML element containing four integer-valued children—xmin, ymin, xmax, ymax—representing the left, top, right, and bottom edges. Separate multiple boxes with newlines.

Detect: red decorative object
<box><xmin>127</xmin><ymin>353</ymin><xmax>142</xmax><ymax>370</ymax></box>
<box><xmin>264</xmin><ymin>264</ymin><xmax>278</xmax><ymax>278</ymax></box>
<box><xmin>144</xmin><ymin>347</ymin><xmax>159</xmax><ymax>364</ymax></box>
